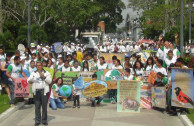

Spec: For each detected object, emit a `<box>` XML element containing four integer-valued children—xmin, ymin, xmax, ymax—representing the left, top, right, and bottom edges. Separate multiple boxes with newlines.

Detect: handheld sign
<box><xmin>54</xmin><ymin>42</ymin><xmax>63</xmax><ymax>53</ymax></box>
<box><xmin>82</xmin><ymin>80</ymin><xmax>107</xmax><ymax>97</ymax></box>
<box><xmin>18</xmin><ymin>44</ymin><xmax>25</xmax><ymax>55</ymax></box>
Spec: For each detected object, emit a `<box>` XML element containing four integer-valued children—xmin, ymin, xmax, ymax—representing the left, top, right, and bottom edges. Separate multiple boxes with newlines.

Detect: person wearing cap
<box><xmin>6</xmin><ymin>56</ymin><xmax>26</xmax><ymax>107</ymax></box>
<box><xmin>30</xmin><ymin>43</ymin><xmax>36</xmax><ymax>53</ymax></box>
<box><xmin>122</xmin><ymin>53</ymin><xmax>130</xmax><ymax>67</ymax></box>
<box><xmin>20</xmin><ymin>55</ymin><xmax>28</xmax><ymax>70</ymax></box>
<box><xmin>39</xmin><ymin>49</ymin><xmax>49</xmax><ymax>61</ymax></box>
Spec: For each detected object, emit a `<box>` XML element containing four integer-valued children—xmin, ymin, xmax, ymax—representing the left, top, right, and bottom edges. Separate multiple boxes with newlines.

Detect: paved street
<box><xmin>0</xmin><ymin>101</ymin><xmax>184</xmax><ymax>126</ymax></box>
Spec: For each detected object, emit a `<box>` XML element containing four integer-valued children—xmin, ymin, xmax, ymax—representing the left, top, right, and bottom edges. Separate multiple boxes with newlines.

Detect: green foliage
<box><xmin>0</xmin><ymin>0</ymin><xmax>125</xmax><ymax>49</ymax></box>
<box><xmin>187</xmin><ymin>108</ymin><xmax>194</xmax><ymax>124</ymax></box>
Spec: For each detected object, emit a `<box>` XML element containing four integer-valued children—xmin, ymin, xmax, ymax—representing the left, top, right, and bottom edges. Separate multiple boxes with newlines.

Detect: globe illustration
<box><xmin>104</xmin><ymin>70</ymin><xmax>122</xmax><ymax>81</ymax></box>
<box><xmin>59</xmin><ymin>85</ymin><xmax>72</xmax><ymax>97</ymax></box>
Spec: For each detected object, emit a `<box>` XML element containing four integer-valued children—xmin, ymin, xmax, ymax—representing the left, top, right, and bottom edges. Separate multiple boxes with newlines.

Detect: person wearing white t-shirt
<box><xmin>119</xmin><ymin>44</ymin><xmax>126</xmax><ymax>53</ymax></box>
<box><xmin>55</xmin><ymin>58</ymin><xmax>64</xmax><ymax>72</ymax></box>
<box><xmin>96</xmin><ymin>57</ymin><xmax>108</xmax><ymax>71</ymax></box>
<box><xmin>133</xmin><ymin>61</ymin><xmax>144</xmax><ymax>77</ymax></box>
<box><xmin>62</xmin><ymin>60</ymin><xmax>72</xmax><ymax>72</ymax></box>
<box><xmin>154</xmin><ymin>59</ymin><xmax>167</xmax><ymax>76</ymax></box>
<box><xmin>71</xmin><ymin>61</ymin><xmax>81</xmax><ymax>72</ymax></box>
<box><xmin>112</xmin><ymin>59</ymin><xmax>123</xmax><ymax>70</ymax></box>
<box><xmin>6</xmin><ymin>56</ymin><xmax>26</xmax><ymax>107</ymax></box>
<box><xmin>82</xmin><ymin>60</ymin><xmax>90</xmax><ymax>72</ymax></box>
<box><xmin>124</xmin><ymin>68</ymin><xmax>134</xmax><ymax>80</ymax></box>
<box><xmin>176</xmin><ymin>58</ymin><xmax>188</xmax><ymax>69</ymax></box>
<box><xmin>164</xmin><ymin>50</ymin><xmax>176</xmax><ymax>68</ymax></box>
<box><xmin>163</xmin><ymin>41</ymin><xmax>170</xmax><ymax>60</ymax></box>
<box><xmin>144</xmin><ymin>57</ymin><xmax>154</xmax><ymax>71</ymax></box>
<box><xmin>100</xmin><ymin>45</ymin><xmax>107</xmax><ymax>53</ymax></box>
<box><xmin>29</xmin><ymin>60</ymin><xmax>37</xmax><ymax>74</ymax></box>
<box><xmin>49</xmin><ymin>77</ymin><xmax>65</xmax><ymax>110</ymax></box>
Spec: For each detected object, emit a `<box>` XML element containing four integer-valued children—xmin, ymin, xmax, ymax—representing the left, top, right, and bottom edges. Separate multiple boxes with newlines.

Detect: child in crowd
<box><xmin>154</xmin><ymin>72</ymin><xmax>168</xmax><ymax>88</ymax></box>
<box><xmin>72</xmin><ymin>78</ymin><xmax>81</xmax><ymax>108</ymax></box>
<box><xmin>124</xmin><ymin>68</ymin><xmax>134</xmax><ymax>80</ymax></box>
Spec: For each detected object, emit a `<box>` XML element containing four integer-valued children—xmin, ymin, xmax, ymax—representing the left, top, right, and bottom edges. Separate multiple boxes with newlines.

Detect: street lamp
<box><xmin>34</xmin><ymin>4</ymin><xmax>38</xmax><ymax>44</ymax></box>
<box><xmin>27</xmin><ymin>0</ymin><xmax>31</xmax><ymax>47</ymax></box>
<box><xmin>185</xmin><ymin>2</ymin><xmax>194</xmax><ymax>44</ymax></box>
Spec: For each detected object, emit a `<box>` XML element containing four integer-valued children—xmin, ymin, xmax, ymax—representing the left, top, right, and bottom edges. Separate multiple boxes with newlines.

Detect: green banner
<box><xmin>43</xmin><ymin>67</ymin><xmax>55</xmax><ymax>79</ymax></box>
<box><xmin>117</xmin><ymin>80</ymin><xmax>141</xmax><ymax>113</ymax></box>
<box><xmin>55</xmin><ymin>72</ymin><xmax>78</xmax><ymax>85</ymax></box>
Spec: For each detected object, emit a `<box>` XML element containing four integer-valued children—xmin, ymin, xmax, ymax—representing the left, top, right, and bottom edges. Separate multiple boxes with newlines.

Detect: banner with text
<box><xmin>56</xmin><ymin>72</ymin><xmax>78</xmax><ymax>85</ymax></box>
<box><xmin>14</xmin><ymin>78</ymin><xmax>30</xmax><ymax>97</ymax></box>
<box><xmin>152</xmin><ymin>87</ymin><xmax>166</xmax><ymax>109</ymax></box>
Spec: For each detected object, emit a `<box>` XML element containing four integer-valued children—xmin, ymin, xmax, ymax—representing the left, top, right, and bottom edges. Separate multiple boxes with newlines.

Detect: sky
<box><xmin>117</xmin><ymin>0</ymin><xmax>142</xmax><ymax>28</ymax></box>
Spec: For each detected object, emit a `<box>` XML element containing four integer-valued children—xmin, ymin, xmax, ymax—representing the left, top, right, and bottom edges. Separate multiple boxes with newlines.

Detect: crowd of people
<box><xmin>0</xmin><ymin>34</ymin><xmax>193</xmax><ymax>126</ymax></box>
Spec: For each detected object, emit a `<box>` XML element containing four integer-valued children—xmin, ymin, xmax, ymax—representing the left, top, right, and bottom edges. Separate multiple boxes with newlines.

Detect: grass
<box><xmin>187</xmin><ymin>108</ymin><xmax>194</xmax><ymax>124</ymax></box>
<box><xmin>0</xmin><ymin>94</ymin><xmax>10</xmax><ymax>114</ymax></box>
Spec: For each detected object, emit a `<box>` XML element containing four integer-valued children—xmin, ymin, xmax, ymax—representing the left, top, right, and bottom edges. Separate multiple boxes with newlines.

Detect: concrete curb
<box><xmin>0</xmin><ymin>102</ymin><xmax>25</xmax><ymax>123</ymax></box>
<box><xmin>178</xmin><ymin>112</ymin><xmax>194</xmax><ymax>126</ymax></box>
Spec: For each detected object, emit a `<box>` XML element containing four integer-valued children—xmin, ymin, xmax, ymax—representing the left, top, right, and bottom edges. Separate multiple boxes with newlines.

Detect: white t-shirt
<box><xmin>100</xmin><ymin>46</ymin><xmax>107</xmax><ymax>53</ymax></box>
<box><xmin>124</xmin><ymin>75</ymin><xmax>134</xmax><ymax>80</ymax></box>
<box><xmin>50</xmin><ymin>84</ymin><xmax>60</xmax><ymax>99</ymax></box>
<box><xmin>163</xmin><ymin>47</ymin><xmax>170</xmax><ymax>60</ymax></box>
<box><xmin>164</xmin><ymin>57</ymin><xmax>176</xmax><ymax>68</ymax></box>
<box><xmin>154</xmin><ymin>67</ymin><xmax>167</xmax><ymax>76</ymax></box>
<box><xmin>62</xmin><ymin>66</ymin><xmax>71</xmax><ymax>72</ymax></box>
<box><xmin>119</xmin><ymin>45</ymin><xmax>126</xmax><ymax>53</ymax></box>
<box><xmin>156</xmin><ymin>48</ymin><xmax>164</xmax><ymax>60</ymax></box>
<box><xmin>96</xmin><ymin>63</ymin><xmax>108</xmax><ymax>71</ymax></box>
<box><xmin>112</xmin><ymin>65</ymin><xmax>123</xmax><ymax>70</ymax></box>
<box><xmin>145</xmin><ymin>65</ymin><xmax>153</xmax><ymax>71</ymax></box>
<box><xmin>73</xmin><ymin>85</ymin><xmax>82</xmax><ymax>96</ymax></box>
<box><xmin>71</xmin><ymin>66</ymin><xmax>81</xmax><ymax>72</ymax></box>
<box><xmin>134</xmin><ymin>68</ymin><xmax>144</xmax><ymax>77</ymax></box>
<box><xmin>56</xmin><ymin>63</ymin><xmax>64</xmax><ymax>72</ymax></box>
<box><xmin>7</xmin><ymin>63</ymin><xmax>23</xmax><ymax>81</ymax></box>
<box><xmin>0</xmin><ymin>54</ymin><xmax>6</xmax><ymax>66</ymax></box>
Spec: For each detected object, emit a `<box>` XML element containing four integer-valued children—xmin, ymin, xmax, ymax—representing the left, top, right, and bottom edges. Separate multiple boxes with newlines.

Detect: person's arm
<box><xmin>38</xmin><ymin>50</ymin><xmax>45</xmax><ymax>59</ymax></box>
<box><xmin>53</xmin><ymin>89</ymin><xmax>62</xmax><ymax>98</ymax></box>
<box><xmin>175</xmin><ymin>33</ymin><xmax>178</xmax><ymax>47</ymax></box>
<box><xmin>166</xmin><ymin>81</ymin><xmax>172</xmax><ymax>92</ymax></box>
<box><xmin>1</xmin><ymin>62</ymin><xmax>7</xmax><ymax>71</ymax></box>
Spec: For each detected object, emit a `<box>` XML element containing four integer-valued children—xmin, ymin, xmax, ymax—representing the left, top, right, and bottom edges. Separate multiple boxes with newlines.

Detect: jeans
<box><xmin>34</xmin><ymin>90</ymin><xmax>48</xmax><ymax>124</ymax></box>
<box><xmin>49</xmin><ymin>98</ymin><xmax>64</xmax><ymax>110</ymax></box>
<box><xmin>73</xmin><ymin>95</ymin><xmax>80</xmax><ymax>106</ymax></box>
<box><xmin>90</xmin><ymin>96</ymin><xmax>104</xmax><ymax>105</ymax></box>
<box><xmin>7</xmin><ymin>80</ymin><xmax>15</xmax><ymax>104</ymax></box>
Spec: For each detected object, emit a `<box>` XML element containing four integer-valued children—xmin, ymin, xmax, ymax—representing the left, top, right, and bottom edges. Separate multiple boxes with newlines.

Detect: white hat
<box><xmin>20</xmin><ymin>56</ymin><xmax>26</xmax><ymax>61</ymax></box>
<box><xmin>57</xmin><ymin>54</ymin><xmax>62</xmax><ymax>58</ymax></box>
<box><xmin>32</xmin><ymin>50</ymin><xmax>36</xmax><ymax>54</ymax></box>
<box><xmin>30</xmin><ymin>43</ymin><xmax>36</xmax><ymax>47</ymax></box>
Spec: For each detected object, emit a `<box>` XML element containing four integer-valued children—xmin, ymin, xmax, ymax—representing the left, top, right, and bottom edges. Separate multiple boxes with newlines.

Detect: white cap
<box><xmin>58</xmin><ymin>54</ymin><xmax>62</xmax><ymax>58</ymax></box>
<box><xmin>30</xmin><ymin>43</ymin><xmax>36</xmax><ymax>47</ymax></box>
<box><xmin>20</xmin><ymin>56</ymin><xmax>26</xmax><ymax>61</ymax></box>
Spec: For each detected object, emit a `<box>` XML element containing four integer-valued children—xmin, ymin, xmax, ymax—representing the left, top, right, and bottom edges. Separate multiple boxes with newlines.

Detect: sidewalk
<box><xmin>0</xmin><ymin>101</ymin><xmax>184</xmax><ymax>126</ymax></box>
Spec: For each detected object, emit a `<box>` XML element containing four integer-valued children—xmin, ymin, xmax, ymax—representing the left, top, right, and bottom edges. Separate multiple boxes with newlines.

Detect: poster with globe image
<box><xmin>103</xmin><ymin>69</ymin><xmax>124</xmax><ymax>81</ymax></box>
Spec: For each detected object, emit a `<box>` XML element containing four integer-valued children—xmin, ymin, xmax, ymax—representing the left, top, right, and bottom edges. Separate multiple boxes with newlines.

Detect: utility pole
<box><xmin>27</xmin><ymin>0</ymin><xmax>31</xmax><ymax>47</ymax></box>
<box><xmin>180</xmin><ymin>0</ymin><xmax>184</xmax><ymax>57</ymax></box>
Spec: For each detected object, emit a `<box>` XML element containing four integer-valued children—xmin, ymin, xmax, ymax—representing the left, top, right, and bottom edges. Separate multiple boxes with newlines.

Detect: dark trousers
<box><xmin>34</xmin><ymin>90</ymin><xmax>48</xmax><ymax>124</ymax></box>
<box><xmin>73</xmin><ymin>95</ymin><xmax>80</xmax><ymax>106</ymax></box>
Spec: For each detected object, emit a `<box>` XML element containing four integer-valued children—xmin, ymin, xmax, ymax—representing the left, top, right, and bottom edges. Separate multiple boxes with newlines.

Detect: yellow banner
<box><xmin>82</xmin><ymin>88</ymin><xmax>107</xmax><ymax>98</ymax></box>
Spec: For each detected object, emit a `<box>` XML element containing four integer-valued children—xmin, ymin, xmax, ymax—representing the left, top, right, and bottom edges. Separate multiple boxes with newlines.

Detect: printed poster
<box><xmin>100</xmin><ymin>53</ymin><xmax>125</xmax><ymax>63</ymax></box>
<box><xmin>171</xmin><ymin>68</ymin><xmax>194</xmax><ymax>108</ymax></box>
<box><xmin>54</xmin><ymin>42</ymin><xmax>63</xmax><ymax>53</ymax></box>
<box><xmin>82</xmin><ymin>80</ymin><xmax>108</xmax><ymax>97</ymax></box>
<box><xmin>55</xmin><ymin>72</ymin><xmax>78</xmax><ymax>85</ymax></box>
<box><xmin>147</xmin><ymin>71</ymin><xmax>156</xmax><ymax>85</ymax></box>
<box><xmin>141</xmin><ymin>85</ymin><xmax>152</xmax><ymax>109</ymax></box>
<box><xmin>152</xmin><ymin>87</ymin><xmax>166</xmax><ymax>109</ymax></box>
<box><xmin>78</xmin><ymin>72</ymin><xmax>94</xmax><ymax>83</ymax></box>
<box><xmin>117</xmin><ymin>80</ymin><xmax>141</xmax><ymax>112</ymax></box>
<box><xmin>14</xmin><ymin>78</ymin><xmax>29</xmax><ymax>97</ymax></box>
<box><xmin>103</xmin><ymin>69</ymin><xmax>124</xmax><ymax>81</ymax></box>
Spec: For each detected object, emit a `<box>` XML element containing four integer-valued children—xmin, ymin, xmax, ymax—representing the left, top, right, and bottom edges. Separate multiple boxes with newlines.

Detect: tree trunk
<box><xmin>0</xmin><ymin>0</ymin><xmax>3</xmax><ymax>33</ymax></box>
